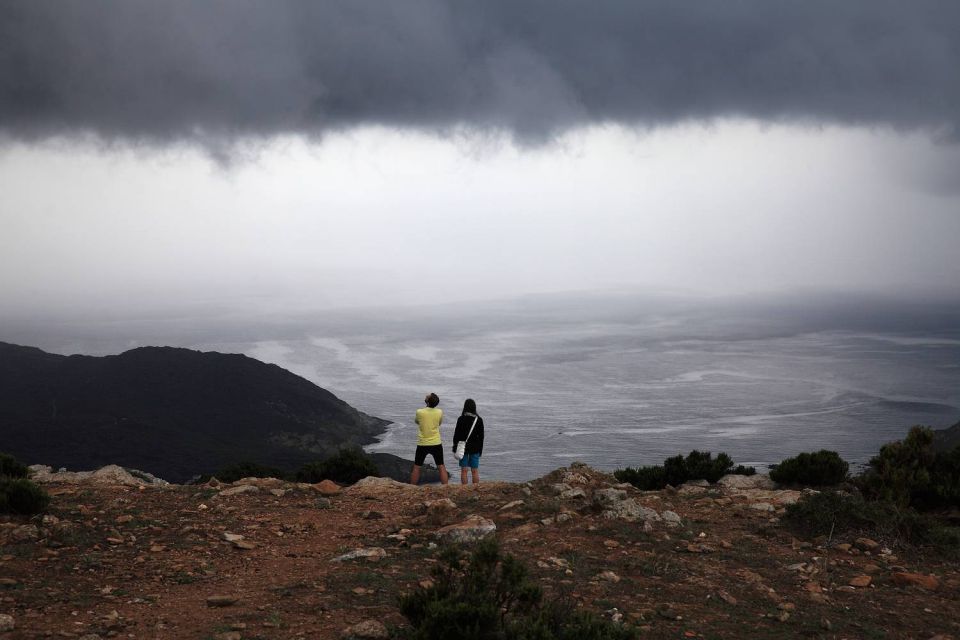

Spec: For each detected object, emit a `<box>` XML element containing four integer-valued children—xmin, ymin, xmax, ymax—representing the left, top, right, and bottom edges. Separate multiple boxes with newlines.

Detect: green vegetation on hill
<box><xmin>0</xmin><ymin>452</ymin><xmax>49</xmax><ymax>515</ymax></box>
<box><xmin>859</xmin><ymin>425</ymin><xmax>960</xmax><ymax>510</ymax></box>
<box><xmin>769</xmin><ymin>450</ymin><xmax>849</xmax><ymax>486</ymax></box>
<box><xmin>782</xmin><ymin>426</ymin><xmax>960</xmax><ymax>554</ymax></box>
<box><xmin>614</xmin><ymin>450</ymin><xmax>754</xmax><ymax>490</ymax></box>
<box><xmin>296</xmin><ymin>448</ymin><xmax>380</xmax><ymax>484</ymax></box>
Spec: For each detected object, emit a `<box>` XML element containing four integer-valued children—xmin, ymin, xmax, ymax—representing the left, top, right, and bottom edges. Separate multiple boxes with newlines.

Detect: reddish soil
<box><xmin>1</xmin><ymin>468</ymin><xmax>958</xmax><ymax>639</ymax></box>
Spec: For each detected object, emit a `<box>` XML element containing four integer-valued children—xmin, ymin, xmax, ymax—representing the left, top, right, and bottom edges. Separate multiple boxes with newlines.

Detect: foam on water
<box><xmin>239</xmin><ymin>323</ymin><xmax>960</xmax><ymax>482</ymax></box>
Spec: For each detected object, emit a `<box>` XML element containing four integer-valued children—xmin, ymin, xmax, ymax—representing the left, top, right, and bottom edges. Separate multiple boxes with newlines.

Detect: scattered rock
<box><xmin>891</xmin><ymin>572</ymin><xmax>940</xmax><ymax>591</ymax></box>
<box><xmin>854</xmin><ymin>537</ymin><xmax>880</xmax><ymax>553</ymax></box>
<box><xmin>685</xmin><ymin>543</ymin><xmax>716</xmax><ymax>554</ymax></box>
<box><xmin>550</xmin><ymin>483</ymin><xmax>573</xmax><ymax>496</ymax></box>
<box><xmin>562</xmin><ymin>472</ymin><xmax>589</xmax><ymax>485</ymax></box>
<box><xmin>596</xmin><ymin>570</ymin><xmax>621</xmax><ymax>583</ymax></box>
<box><xmin>314</xmin><ymin>480</ymin><xmax>342</xmax><ymax>496</ymax></box>
<box><xmin>716</xmin><ymin>474</ymin><xmax>775</xmax><ymax>490</ymax></box>
<box><xmin>342</xmin><ymin>619</ymin><xmax>389</xmax><ymax>639</ymax></box>
<box><xmin>331</xmin><ymin>548</ymin><xmax>388</xmax><ymax>563</ymax></box>
<box><xmin>655</xmin><ymin>605</ymin><xmax>680</xmax><ymax>620</ymax></box>
<box><xmin>10</xmin><ymin>525</ymin><xmax>39</xmax><ymax>543</ymax></box>
<box><xmin>231</xmin><ymin>539</ymin><xmax>257</xmax><ymax>550</ymax></box>
<box><xmin>661</xmin><ymin>510</ymin><xmax>682</xmax><ymax>526</ymax></box>
<box><xmin>218</xmin><ymin>485</ymin><xmax>260</xmax><ymax>497</ymax></box>
<box><xmin>206</xmin><ymin>595</ymin><xmax>239</xmax><ymax>607</ymax></box>
<box><xmin>346</xmin><ymin>477</ymin><xmax>412</xmax><ymax>493</ymax></box>
<box><xmin>593</xmin><ymin>488</ymin><xmax>628</xmax><ymax>507</ymax></box>
<box><xmin>435</xmin><ymin>515</ymin><xmax>496</xmax><ymax>543</ymax></box>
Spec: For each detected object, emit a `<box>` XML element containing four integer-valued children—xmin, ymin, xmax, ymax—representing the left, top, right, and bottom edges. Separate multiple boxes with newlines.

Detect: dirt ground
<box><xmin>1</xmin><ymin>466</ymin><xmax>959</xmax><ymax>639</ymax></box>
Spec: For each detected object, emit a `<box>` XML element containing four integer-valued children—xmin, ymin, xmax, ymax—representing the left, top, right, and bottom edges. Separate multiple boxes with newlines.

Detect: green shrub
<box><xmin>0</xmin><ymin>478</ymin><xmax>50</xmax><ymax>515</ymax></box>
<box><xmin>296</xmin><ymin>448</ymin><xmax>380</xmax><ymax>484</ymax></box>
<box><xmin>397</xmin><ymin>538</ymin><xmax>634</xmax><ymax>640</ymax></box>
<box><xmin>615</xmin><ymin>450</ymin><xmax>754</xmax><ymax>490</ymax></box>
<box><xmin>210</xmin><ymin>461</ymin><xmax>290</xmax><ymax>484</ymax></box>
<box><xmin>769</xmin><ymin>450</ymin><xmax>849</xmax><ymax>487</ymax></box>
<box><xmin>782</xmin><ymin>490</ymin><xmax>929</xmax><ymax>544</ymax></box>
<box><xmin>858</xmin><ymin>426</ymin><xmax>960</xmax><ymax>510</ymax></box>
<box><xmin>0</xmin><ymin>452</ymin><xmax>29</xmax><ymax>479</ymax></box>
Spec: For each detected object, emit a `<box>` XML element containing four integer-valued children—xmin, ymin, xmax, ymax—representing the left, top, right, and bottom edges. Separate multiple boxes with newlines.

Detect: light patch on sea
<box><xmin>237</xmin><ymin>325</ymin><xmax>960</xmax><ymax>482</ymax></box>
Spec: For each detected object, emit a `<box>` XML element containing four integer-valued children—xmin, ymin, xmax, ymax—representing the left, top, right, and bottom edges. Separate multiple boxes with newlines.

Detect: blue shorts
<box><xmin>458</xmin><ymin>453</ymin><xmax>481</xmax><ymax>469</ymax></box>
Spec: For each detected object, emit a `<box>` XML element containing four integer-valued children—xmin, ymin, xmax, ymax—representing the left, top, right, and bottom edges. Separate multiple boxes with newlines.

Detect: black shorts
<box><xmin>414</xmin><ymin>444</ymin><xmax>445</xmax><ymax>467</ymax></box>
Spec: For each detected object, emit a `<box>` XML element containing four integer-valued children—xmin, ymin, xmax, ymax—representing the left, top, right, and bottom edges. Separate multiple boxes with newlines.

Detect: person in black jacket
<box><xmin>452</xmin><ymin>398</ymin><xmax>484</xmax><ymax>485</ymax></box>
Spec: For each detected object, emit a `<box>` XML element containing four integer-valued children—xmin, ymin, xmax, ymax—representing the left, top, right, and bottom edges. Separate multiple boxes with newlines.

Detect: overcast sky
<box><xmin>2</xmin><ymin>1</ymin><xmax>959</xmax><ymax>320</ymax></box>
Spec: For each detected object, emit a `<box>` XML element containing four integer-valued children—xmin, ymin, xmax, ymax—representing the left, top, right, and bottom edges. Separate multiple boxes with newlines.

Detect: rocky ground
<box><xmin>0</xmin><ymin>464</ymin><xmax>958</xmax><ymax>639</ymax></box>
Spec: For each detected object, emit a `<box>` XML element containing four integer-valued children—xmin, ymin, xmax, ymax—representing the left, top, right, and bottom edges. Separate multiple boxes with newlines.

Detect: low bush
<box><xmin>615</xmin><ymin>450</ymin><xmax>754</xmax><ymax>490</ymax></box>
<box><xmin>769</xmin><ymin>450</ymin><xmax>849</xmax><ymax>487</ymax></box>
<box><xmin>858</xmin><ymin>426</ymin><xmax>960</xmax><ymax>510</ymax></box>
<box><xmin>296</xmin><ymin>447</ymin><xmax>380</xmax><ymax>484</ymax></box>
<box><xmin>0</xmin><ymin>452</ymin><xmax>29</xmax><ymax>479</ymax></box>
<box><xmin>397</xmin><ymin>538</ymin><xmax>634</xmax><ymax>640</ymax></box>
<box><xmin>210</xmin><ymin>461</ymin><xmax>290</xmax><ymax>484</ymax></box>
<box><xmin>0</xmin><ymin>478</ymin><xmax>51</xmax><ymax>515</ymax></box>
<box><xmin>782</xmin><ymin>490</ymin><xmax>930</xmax><ymax>545</ymax></box>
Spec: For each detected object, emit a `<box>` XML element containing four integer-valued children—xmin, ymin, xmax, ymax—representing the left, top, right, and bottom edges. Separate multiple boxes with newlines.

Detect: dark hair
<box><xmin>462</xmin><ymin>398</ymin><xmax>477</xmax><ymax>415</ymax></box>
<box><xmin>426</xmin><ymin>393</ymin><xmax>440</xmax><ymax>408</ymax></box>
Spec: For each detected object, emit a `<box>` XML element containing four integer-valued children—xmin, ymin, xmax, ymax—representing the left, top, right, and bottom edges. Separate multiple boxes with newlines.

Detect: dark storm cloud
<box><xmin>1</xmin><ymin>0</ymin><xmax>958</xmax><ymax>147</ymax></box>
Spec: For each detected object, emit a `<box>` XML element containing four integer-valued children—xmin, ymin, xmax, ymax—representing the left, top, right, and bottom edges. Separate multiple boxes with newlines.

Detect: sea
<box><xmin>9</xmin><ymin>292</ymin><xmax>960</xmax><ymax>482</ymax></box>
<box><xmin>227</xmin><ymin>294</ymin><xmax>960</xmax><ymax>482</ymax></box>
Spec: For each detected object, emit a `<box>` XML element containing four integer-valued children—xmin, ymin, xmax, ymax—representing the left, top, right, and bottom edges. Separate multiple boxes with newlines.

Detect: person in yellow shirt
<box><xmin>410</xmin><ymin>392</ymin><xmax>449</xmax><ymax>485</ymax></box>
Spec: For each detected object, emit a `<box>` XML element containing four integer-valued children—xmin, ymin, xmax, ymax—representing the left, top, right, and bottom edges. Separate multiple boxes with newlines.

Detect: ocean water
<box><xmin>232</xmin><ymin>307</ymin><xmax>960</xmax><ymax>482</ymax></box>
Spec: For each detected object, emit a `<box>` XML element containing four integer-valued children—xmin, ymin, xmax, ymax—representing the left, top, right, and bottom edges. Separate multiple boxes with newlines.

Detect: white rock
<box><xmin>331</xmin><ymin>547</ymin><xmax>388</xmax><ymax>563</ymax></box>
<box><xmin>593</xmin><ymin>488</ymin><xmax>628</xmax><ymax>507</ymax></box>
<box><xmin>342</xmin><ymin>618</ymin><xmax>389</xmax><ymax>639</ymax></box>
<box><xmin>0</xmin><ymin>614</ymin><xmax>13</xmax><ymax>632</ymax></box>
<box><xmin>661</xmin><ymin>510</ymin><xmax>683</xmax><ymax>526</ymax></box>
<box><xmin>499</xmin><ymin>500</ymin><xmax>525</xmax><ymax>511</ymax></box>
<box><xmin>435</xmin><ymin>515</ymin><xmax>496</xmax><ymax>543</ymax></box>
<box><xmin>560</xmin><ymin>487</ymin><xmax>587</xmax><ymax>500</ymax></box>
<box><xmin>749</xmin><ymin>502</ymin><xmax>776</xmax><ymax>512</ymax></box>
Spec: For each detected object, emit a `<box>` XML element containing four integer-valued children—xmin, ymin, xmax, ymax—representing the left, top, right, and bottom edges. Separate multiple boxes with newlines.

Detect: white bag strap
<box><xmin>463</xmin><ymin>415</ymin><xmax>479</xmax><ymax>444</ymax></box>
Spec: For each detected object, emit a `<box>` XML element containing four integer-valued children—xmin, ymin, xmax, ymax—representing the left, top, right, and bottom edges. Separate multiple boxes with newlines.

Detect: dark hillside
<box><xmin>0</xmin><ymin>342</ymin><xmax>391</xmax><ymax>482</ymax></box>
<box><xmin>933</xmin><ymin>419</ymin><xmax>960</xmax><ymax>453</ymax></box>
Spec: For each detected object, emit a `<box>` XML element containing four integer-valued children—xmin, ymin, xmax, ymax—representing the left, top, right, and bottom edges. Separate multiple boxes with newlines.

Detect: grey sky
<box><xmin>1</xmin><ymin>2</ymin><xmax>959</xmax><ymax>321</ymax></box>
<box><xmin>2</xmin><ymin>1</ymin><xmax>959</xmax><ymax>148</ymax></box>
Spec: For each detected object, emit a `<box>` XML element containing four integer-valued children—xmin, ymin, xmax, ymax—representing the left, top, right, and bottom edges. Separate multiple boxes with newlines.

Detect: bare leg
<box><xmin>439</xmin><ymin>464</ymin><xmax>449</xmax><ymax>485</ymax></box>
<box><xmin>409</xmin><ymin>465</ymin><xmax>421</xmax><ymax>485</ymax></box>
<box><xmin>460</xmin><ymin>467</ymin><xmax>468</xmax><ymax>484</ymax></box>
<box><xmin>472</xmin><ymin>468</ymin><xmax>480</xmax><ymax>485</ymax></box>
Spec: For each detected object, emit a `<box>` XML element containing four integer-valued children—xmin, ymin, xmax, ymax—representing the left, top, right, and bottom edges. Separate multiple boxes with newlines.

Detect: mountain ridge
<box><xmin>0</xmin><ymin>341</ymin><xmax>395</xmax><ymax>482</ymax></box>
